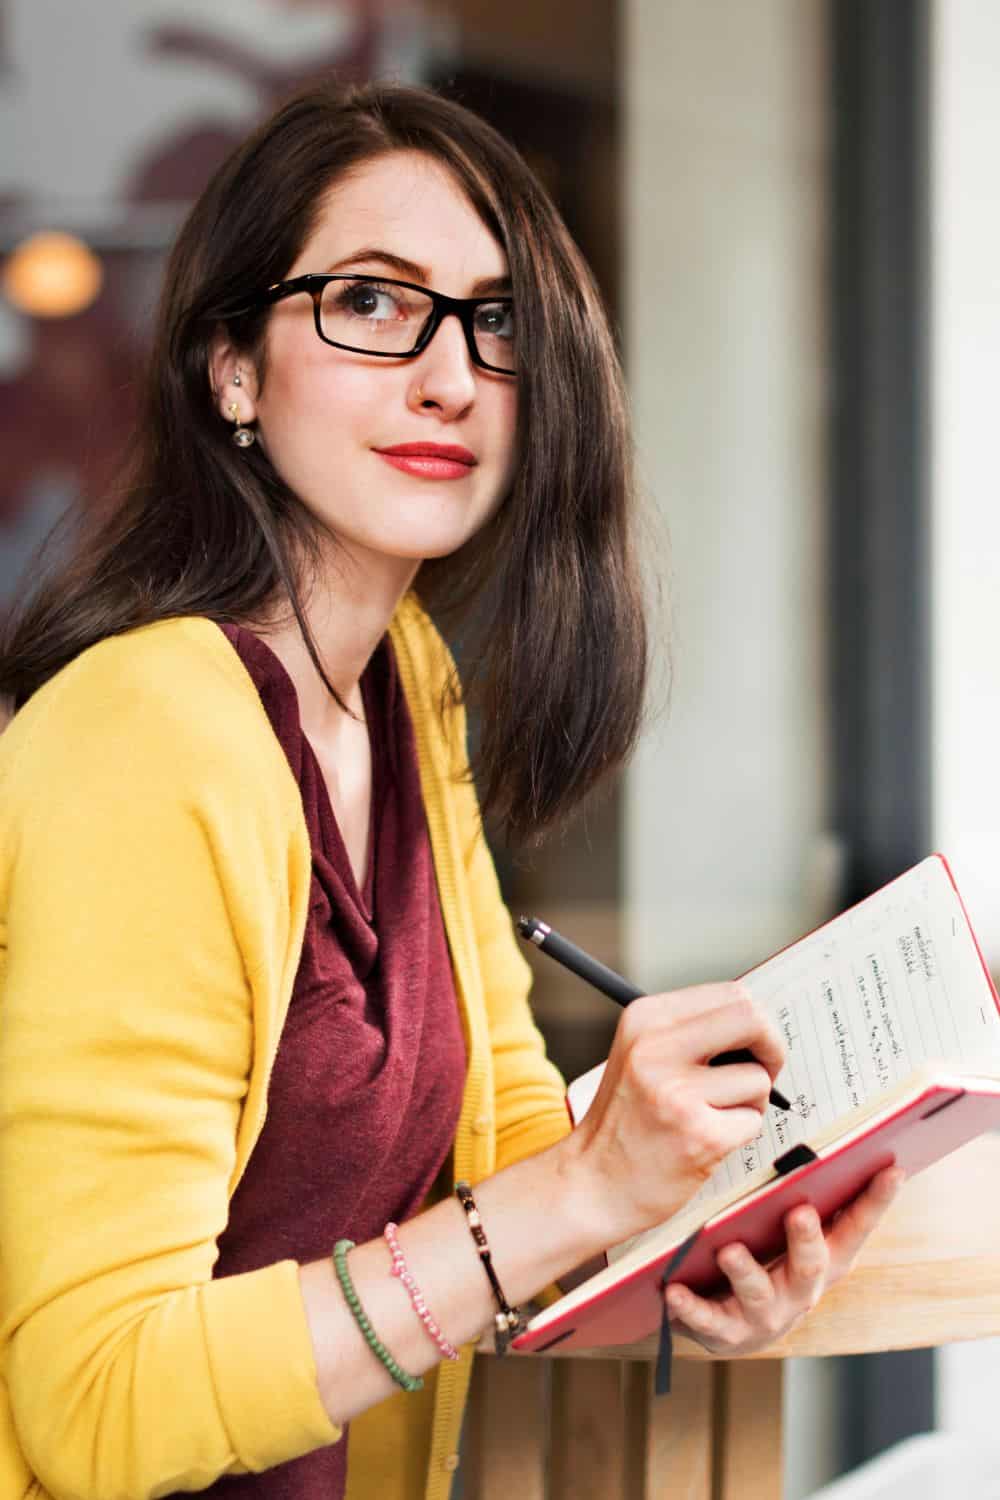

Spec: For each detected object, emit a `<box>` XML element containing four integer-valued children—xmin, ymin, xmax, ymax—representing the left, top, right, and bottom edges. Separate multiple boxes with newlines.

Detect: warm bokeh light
<box><xmin>2</xmin><ymin>232</ymin><xmax>104</xmax><ymax>319</ymax></box>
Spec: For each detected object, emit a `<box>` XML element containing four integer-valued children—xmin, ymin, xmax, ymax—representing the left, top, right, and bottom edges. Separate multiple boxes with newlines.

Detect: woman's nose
<box><xmin>407</xmin><ymin>313</ymin><xmax>477</xmax><ymax>417</ymax></box>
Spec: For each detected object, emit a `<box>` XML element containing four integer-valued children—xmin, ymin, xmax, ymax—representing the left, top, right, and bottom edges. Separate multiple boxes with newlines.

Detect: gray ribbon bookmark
<box><xmin>655</xmin><ymin>1229</ymin><xmax>703</xmax><ymax>1395</ymax></box>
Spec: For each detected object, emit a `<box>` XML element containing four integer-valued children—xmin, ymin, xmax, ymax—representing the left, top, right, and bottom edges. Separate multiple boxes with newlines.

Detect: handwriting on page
<box><xmin>603</xmin><ymin>859</ymin><xmax>1000</xmax><ymax>1264</ymax></box>
<box><xmin>698</xmin><ymin>862</ymin><xmax>1000</xmax><ymax>1198</ymax></box>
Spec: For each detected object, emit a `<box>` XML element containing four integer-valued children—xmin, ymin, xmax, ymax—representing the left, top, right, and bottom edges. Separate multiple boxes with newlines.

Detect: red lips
<box><xmin>374</xmin><ymin>442</ymin><xmax>477</xmax><ymax>465</ymax></box>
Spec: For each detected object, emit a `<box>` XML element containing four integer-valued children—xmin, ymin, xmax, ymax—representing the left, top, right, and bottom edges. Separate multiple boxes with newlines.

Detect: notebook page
<box><xmin>601</xmin><ymin>857</ymin><xmax>1000</xmax><ymax>1261</ymax></box>
<box><xmin>689</xmin><ymin>856</ymin><xmax>1000</xmax><ymax>1201</ymax></box>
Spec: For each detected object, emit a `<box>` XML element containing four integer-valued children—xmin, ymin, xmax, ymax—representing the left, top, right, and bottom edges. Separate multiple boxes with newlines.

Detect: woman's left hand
<box><xmin>664</xmin><ymin>1165</ymin><xmax>905</xmax><ymax>1356</ymax></box>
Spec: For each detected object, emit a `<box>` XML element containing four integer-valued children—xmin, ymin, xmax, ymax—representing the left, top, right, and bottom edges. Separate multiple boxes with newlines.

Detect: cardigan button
<box><xmin>472</xmin><ymin>1112</ymin><xmax>492</xmax><ymax>1134</ymax></box>
<box><xmin>442</xmin><ymin>1452</ymin><xmax>460</xmax><ymax>1472</ymax></box>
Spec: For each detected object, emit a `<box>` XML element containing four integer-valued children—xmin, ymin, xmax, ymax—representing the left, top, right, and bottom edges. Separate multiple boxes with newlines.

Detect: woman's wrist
<box><xmin>298</xmin><ymin>1142</ymin><xmax>613</xmax><ymax>1427</ymax></box>
<box><xmin>471</xmin><ymin>1134</ymin><xmax>616</xmax><ymax>1301</ymax></box>
<box><xmin>534</xmin><ymin>1123</ymin><xmax>622</xmax><ymax>1263</ymax></box>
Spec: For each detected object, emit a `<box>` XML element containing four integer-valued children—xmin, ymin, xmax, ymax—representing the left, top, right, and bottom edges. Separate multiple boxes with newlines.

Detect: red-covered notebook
<box><xmin>513</xmin><ymin>855</ymin><xmax>1000</xmax><ymax>1356</ymax></box>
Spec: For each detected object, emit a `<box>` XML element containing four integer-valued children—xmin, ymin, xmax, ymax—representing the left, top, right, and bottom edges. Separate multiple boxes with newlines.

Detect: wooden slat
<box><xmin>549</xmin><ymin>1359</ymin><xmax>625</xmax><ymax>1499</ymax></box>
<box><xmin>623</xmin><ymin>1359</ymin><xmax>713</xmax><ymax>1500</ymax></box>
<box><xmin>713</xmin><ymin>1361</ymin><xmax>783</xmax><ymax>1500</ymax></box>
<box><xmin>463</xmin><ymin>1355</ymin><xmax>550</xmax><ymax>1500</ymax></box>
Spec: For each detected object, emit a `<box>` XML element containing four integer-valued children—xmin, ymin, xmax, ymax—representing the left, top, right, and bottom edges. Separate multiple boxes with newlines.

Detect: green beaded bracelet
<box><xmin>332</xmin><ymin>1239</ymin><xmax>424</xmax><ymax>1393</ymax></box>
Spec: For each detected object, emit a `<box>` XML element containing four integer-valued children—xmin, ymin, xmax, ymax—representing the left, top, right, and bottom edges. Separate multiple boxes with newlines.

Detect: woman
<box><xmin>0</xmin><ymin>81</ymin><xmax>900</xmax><ymax>1500</ymax></box>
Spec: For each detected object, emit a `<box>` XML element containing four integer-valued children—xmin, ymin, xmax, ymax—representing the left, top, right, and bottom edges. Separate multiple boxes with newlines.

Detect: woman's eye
<box><xmin>341</xmin><ymin>282</ymin><xmax>401</xmax><ymax>320</ymax></box>
<box><xmin>474</xmin><ymin>303</ymin><xmax>514</xmax><ymax>339</ymax></box>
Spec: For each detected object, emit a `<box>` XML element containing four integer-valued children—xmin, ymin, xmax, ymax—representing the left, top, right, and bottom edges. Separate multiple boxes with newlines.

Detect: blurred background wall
<box><xmin>626</xmin><ymin>6</ymin><xmax>835</xmax><ymax>1491</ymax></box>
<box><xmin>929</xmin><ymin>0</ymin><xmax>1000</xmax><ymax>1458</ymax></box>
<box><xmin>2</xmin><ymin>1</ymin><xmax>998</xmax><ymax>1495</ymax></box>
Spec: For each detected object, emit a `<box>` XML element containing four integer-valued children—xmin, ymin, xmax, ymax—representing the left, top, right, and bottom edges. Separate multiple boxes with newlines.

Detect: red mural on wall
<box><xmin>132</xmin><ymin>3</ymin><xmax>384</xmax><ymax>201</ymax></box>
<box><xmin>0</xmin><ymin>0</ymin><xmax>425</xmax><ymax>599</ymax></box>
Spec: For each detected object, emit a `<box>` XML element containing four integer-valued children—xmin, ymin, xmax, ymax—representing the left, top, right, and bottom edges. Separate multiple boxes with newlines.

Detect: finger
<box><xmin>664</xmin><ymin>1282</ymin><xmax>741</xmax><ymax>1349</ymax></box>
<box><xmin>712</xmin><ymin>1105</ymin><xmax>772</xmax><ymax>1157</ymax></box>
<box><xmin>715</xmin><ymin>1241</ymin><xmax>777</xmax><ymax>1324</ymax></box>
<box><xmin>702</xmin><ymin>1061</ymin><xmax>773</xmax><ymax>1110</ymax></box>
<box><xmin>827</xmin><ymin>1166</ymin><xmax>905</xmax><ymax>1276</ymax></box>
<box><xmin>638</xmin><ymin>982</ymin><xmax>753</xmax><ymax>1029</ymax></box>
<box><xmin>783</xmin><ymin>1205</ymin><xmax>829</xmax><ymax>1303</ymax></box>
<box><xmin>672</xmin><ymin>1000</ymin><xmax>786</xmax><ymax>1081</ymax></box>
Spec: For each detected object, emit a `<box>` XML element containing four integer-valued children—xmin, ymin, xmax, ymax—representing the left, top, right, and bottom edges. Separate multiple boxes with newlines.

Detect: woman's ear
<box><xmin>208</xmin><ymin>336</ymin><xmax>260</xmax><ymax>428</ymax></box>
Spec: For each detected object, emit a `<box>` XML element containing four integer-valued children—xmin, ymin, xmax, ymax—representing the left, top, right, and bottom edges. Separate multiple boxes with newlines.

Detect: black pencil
<box><xmin>517</xmin><ymin>916</ymin><xmax>790</xmax><ymax>1112</ymax></box>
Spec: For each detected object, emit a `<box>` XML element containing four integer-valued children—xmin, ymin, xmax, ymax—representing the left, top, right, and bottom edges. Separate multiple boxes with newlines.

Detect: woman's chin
<box><xmin>373</xmin><ymin>520</ymin><xmax>485</xmax><ymax>563</ymax></box>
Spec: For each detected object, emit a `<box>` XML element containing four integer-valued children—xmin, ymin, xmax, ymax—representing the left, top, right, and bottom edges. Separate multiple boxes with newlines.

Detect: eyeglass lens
<box><xmin>319</xmin><ymin>277</ymin><xmax>516</xmax><ymax>372</ymax></box>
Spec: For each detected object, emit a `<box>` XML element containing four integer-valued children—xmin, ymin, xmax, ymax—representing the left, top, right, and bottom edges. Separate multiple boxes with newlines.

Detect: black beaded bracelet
<box><xmin>455</xmin><ymin>1181</ymin><xmax>523</xmax><ymax>1355</ymax></box>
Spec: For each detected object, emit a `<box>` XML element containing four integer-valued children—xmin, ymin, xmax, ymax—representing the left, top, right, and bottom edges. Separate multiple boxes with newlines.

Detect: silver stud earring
<box><xmin>233</xmin><ymin>371</ymin><xmax>242</xmax><ymax>386</ymax></box>
<box><xmin>229</xmin><ymin>401</ymin><xmax>255</xmax><ymax>449</ymax></box>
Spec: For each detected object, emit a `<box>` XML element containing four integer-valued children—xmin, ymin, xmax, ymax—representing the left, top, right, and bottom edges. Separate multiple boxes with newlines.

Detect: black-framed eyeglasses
<box><xmin>236</xmin><ymin>273</ymin><xmax>517</xmax><ymax>376</ymax></box>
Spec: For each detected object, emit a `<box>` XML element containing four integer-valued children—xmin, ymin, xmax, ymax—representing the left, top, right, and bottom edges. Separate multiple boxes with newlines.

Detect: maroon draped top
<box><xmin>172</xmin><ymin>623</ymin><xmax>467</xmax><ymax>1500</ymax></box>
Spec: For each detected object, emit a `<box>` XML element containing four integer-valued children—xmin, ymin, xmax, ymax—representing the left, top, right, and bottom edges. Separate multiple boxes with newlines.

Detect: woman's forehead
<box><xmin>292</xmin><ymin>150</ymin><xmax>508</xmax><ymax>290</ymax></box>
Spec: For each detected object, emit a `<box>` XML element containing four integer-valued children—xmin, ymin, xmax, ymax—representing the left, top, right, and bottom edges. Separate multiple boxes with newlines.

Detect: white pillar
<box><xmin>931</xmin><ymin>0</ymin><xmax>1000</xmax><ymax>1444</ymax></box>
<box><xmin>622</xmin><ymin>0</ymin><xmax>832</xmax><ymax>989</ymax></box>
<box><xmin>622</xmin><ymin>5</ymin><xmax>836</xmax><ymax>1496</ymax></box>
<box><xmin>929</xmin><ymin>0</ymin><xmax>1000</xmax><ymax>974</ymax></box>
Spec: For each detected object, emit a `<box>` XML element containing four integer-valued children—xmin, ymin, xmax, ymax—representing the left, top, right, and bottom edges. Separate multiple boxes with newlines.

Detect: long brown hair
<box><xmin>0</xmin><ymin>79</ymin><xmax>649</xmax><ymax>842</ymax></box>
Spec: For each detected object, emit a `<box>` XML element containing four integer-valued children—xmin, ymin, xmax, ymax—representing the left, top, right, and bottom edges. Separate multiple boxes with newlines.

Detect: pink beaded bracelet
<box><xmin>384</xmin><ymin>1222</ymin><xmax>460</xmax><ymax>1362</ymax></box>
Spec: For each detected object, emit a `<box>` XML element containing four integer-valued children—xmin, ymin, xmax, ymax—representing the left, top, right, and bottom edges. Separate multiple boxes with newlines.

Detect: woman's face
<box><xmin>228</xmin><ymin>150</ymin><xmax>518</xmax><ymax>571</ymax></box>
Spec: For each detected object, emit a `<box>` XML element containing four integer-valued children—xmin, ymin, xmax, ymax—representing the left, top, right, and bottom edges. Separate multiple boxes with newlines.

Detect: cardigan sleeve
<box><xmin>0</xmin><ymin>631</ymin><xmax>339</xmax><ymax>1500</ymax></box>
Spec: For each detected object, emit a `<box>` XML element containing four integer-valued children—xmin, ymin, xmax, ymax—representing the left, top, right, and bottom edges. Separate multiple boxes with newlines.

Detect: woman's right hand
<box><xmin>560</xmin><ymin>983</ymin><xmax>786</xmax><ymax>1247</ymax></box>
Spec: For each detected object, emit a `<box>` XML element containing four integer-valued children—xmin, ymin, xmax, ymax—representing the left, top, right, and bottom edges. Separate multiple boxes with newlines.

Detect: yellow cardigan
<box><xmin>0</xmin><ymin>595</ymin><xmax>571</xmax><ymax>1500</ymax></box>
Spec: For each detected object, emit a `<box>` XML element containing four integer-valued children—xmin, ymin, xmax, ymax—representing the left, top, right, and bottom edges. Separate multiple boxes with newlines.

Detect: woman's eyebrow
<box><xmin>323</xmin><ymin>247</ymin><xmax>511</xmax><ymax>297</ymax></box>
<box><xmin>324</xmin><ymin>247</ymin><xmax>426</xmax><ymax>280</ymax></box>
<box><xmin>469</xmin><ymin>273</ymin><xmax>512</xmax><ymax>297</ymax></box>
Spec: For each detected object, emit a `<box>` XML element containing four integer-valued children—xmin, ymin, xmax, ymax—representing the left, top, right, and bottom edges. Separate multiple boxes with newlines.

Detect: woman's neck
<box><xmin>245</xmin><ymin>547</ymin><xmax>419</xmax><ymax>741</ymax></box>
